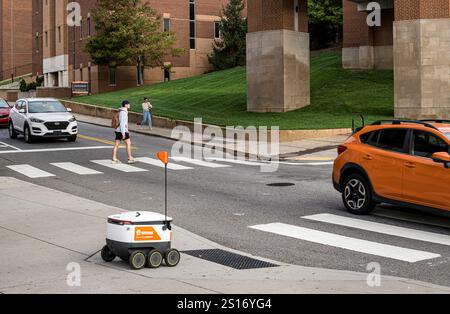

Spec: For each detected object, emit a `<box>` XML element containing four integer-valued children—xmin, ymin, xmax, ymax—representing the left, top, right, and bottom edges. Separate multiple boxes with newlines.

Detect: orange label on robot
<box><xmin>134</xmin><ymin>227</ymin><xmax>161</xmax><ymax>241</ymax></box>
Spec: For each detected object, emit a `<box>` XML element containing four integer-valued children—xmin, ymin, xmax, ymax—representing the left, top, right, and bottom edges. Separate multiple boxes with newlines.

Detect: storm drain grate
<box><xmin>182</xmin><ymin>249</ymin><xmax>279</xmax><ymax>270</ymax></box>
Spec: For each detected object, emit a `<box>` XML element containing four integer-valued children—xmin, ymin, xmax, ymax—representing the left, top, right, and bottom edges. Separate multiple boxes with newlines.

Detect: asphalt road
<box><xmin>0</xmin><ymin>122</ymin><xmax>449</xmax><ymax>287</ymax></box>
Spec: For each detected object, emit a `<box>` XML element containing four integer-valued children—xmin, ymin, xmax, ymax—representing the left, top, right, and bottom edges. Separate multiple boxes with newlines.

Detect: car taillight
<box><xmin>337</xmin><ymin>145</ymin><xmax>348</xmax><ymax>155</ymax></box>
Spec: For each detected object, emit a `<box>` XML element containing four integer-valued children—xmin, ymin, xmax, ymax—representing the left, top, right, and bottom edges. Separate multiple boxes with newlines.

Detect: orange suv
<box><xmin>333</xmin><ymin>120</ymin><xmax>450</xmax><ymax>215</ymax></box>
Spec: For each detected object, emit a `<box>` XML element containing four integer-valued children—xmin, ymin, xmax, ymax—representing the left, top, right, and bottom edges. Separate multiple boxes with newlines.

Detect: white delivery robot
<box><xmin>101</xmin><ymin>152</ymin><xmax>181</xmax><ymax>270</ymax></box>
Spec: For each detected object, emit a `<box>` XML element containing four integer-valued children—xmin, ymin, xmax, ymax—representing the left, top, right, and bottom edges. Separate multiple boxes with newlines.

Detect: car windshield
<box><xmin>0</xmin><ymin>99</ymin><xmax>9</xmax><ymax>108</ymax></box>
<box><xmin>28</xmin><ymin>101</ymin><xmax>67</xmax><ymax>113</ymax></box>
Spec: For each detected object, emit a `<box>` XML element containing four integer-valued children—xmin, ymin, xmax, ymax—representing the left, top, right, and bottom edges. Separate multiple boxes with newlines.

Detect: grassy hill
<box><xmin>73</xmin><ymin>52</ymin><xmax>394</xmax><ymax>130</ymax></box>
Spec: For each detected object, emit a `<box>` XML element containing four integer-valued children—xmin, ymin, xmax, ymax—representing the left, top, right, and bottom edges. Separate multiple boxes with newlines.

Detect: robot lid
<box><xmin>108</xmin><ymin>211</ymin><xmax>173</xmax><ymax>225</ymax></box>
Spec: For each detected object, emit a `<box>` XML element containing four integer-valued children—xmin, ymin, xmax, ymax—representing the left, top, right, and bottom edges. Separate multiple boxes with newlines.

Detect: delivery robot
<box><xmin>100</xmin><ymin>152</ymin><xmax>181</xmax><ymax>270</ymax></box>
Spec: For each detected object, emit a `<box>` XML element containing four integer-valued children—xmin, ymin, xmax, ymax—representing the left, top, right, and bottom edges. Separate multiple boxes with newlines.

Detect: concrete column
<box><xmin>342</xmin><ymin>0</ymin><xmax>394</xmax><ymax>70</ymax></box>
<box><xmin>246</xmin><ymin>0</ymin><xmax>310</xmax><ymax>113</ymax></box>
<box><xmin>394</xmin><ymin>0</ymin><xmax>450</xmax><ymax>119</ymax></box>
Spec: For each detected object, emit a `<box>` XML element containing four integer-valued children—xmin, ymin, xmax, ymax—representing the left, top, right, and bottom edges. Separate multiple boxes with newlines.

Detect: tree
<box><xmin>208</xmin><ymin>0</ymin><xmax>247</xmax><ymax>70</ymax></box>
<box><xmin>308</xmin><ymin>0</ymin><xmax>343</xmax><ymax>50</ymax></box>
<box><xmin>85</xmin><ymin>0</ymin><xmax>183</xmax><ymax>68</ymax></box>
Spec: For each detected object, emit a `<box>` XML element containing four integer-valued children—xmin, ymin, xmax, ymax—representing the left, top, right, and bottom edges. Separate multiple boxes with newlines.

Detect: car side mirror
<box><xmin>19</xmin><ymin>109</ymin><xmax>26</xmax><ymax>114</ymax></box>
<box><xmin>67</xmin><ymin>108</ymin><xmax>72</xmax><ymax>112</ymax></box>
<box><xmin>432</xmin><ymin>152</ymin><xmax>450</xmax><ymax>168</ymax></box>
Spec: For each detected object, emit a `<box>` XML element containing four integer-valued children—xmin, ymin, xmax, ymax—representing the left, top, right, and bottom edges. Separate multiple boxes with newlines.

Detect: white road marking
<box><xmin>249</xmin><ymin>223</ymin><xmax>441</xmax><ymax>263</ymax></box>
<box><xmin>204</xmin><ymin>157</ymin><xmax>263</xmax><ymax>166</ymax></box>
<box><xmin>0</xmin><ymin>146</ymin><xmax>112</xmax><ymax>155</ymax></box>
<box><xmin>135</xmin><ymin>157</ymin><xmax>193</xmax><ymax>170</ymax></box>
<box><xmin>7</xmin><ymin>165</ymin><xmax>55</xmax><ymax>178</ymax></box>
<box><xmin>51</xmin><ymin>162</ymin><xmax>103</xmax><ymax>175</ymax></box>
<box><xmin>303</xmin><ymin>213</ymin><xmax>450</xmax><ymax>246</ymax></box>
<box><xmin>171</xmin><ymin>157</ymin><xmax>230</xmax><ymax>168</ymax></box>
<box><xmin>277</xmin><ymin>161</ymin><xmax>334</xmax><ymax>166</ymax></box>
<box><xmin>0</xmin><ymin>141</ymin><xmax>21</xmax><ymax>151</ymax></box>
<box><xmin>91</xmin><ymin>160</ymin><xmax>148</xmax><ymax>173</ymax></box>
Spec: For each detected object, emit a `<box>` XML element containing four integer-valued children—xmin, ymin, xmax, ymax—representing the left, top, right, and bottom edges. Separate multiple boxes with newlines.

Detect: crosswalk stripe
<box><xmin>171</xmin><ymin>157</ymin><xmax>231</xmax><ymax>168</ymax></box>
<box><xmin>204</xmin><ymin>157</ymin><xmax>263</xmax><ymax>166</ymax></box>
<box><xmin>91</xmin><ymin>160</ymin><xmax>148</xmax><ymax>173</ymax></box>
<box><xmin>249</xmin><ymin>223</ymin><xmax>441</xmax><ymax>263</ymax></box>
<box><xmin>303</xmin><ymin>213</ymin><xmax>450</xmax><ymax>246</ymax></box>
<box><xmin>51</xmin><ymin>162</ymin><xmax>103</xmax><ymax>175</ymax></box>
<box><xmin>7</xmin><ymin>165</ymin><xmax>55</xmax><ymax>178</ymax></box>
<box><xmin>135</xmin><ymin>157</ymin><xmax>193</xmax><ymax>170</ymax></box>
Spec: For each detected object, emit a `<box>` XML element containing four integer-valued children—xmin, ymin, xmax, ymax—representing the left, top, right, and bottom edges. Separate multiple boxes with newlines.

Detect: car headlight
<box><xmin>30</xmin><ymin>117</ymin><xmax>45</xmax><ymax>123</ymax></box>
<box><xmin>68</xmin><ymin>116</ymin><xmax>76</xmax><ymax>123</ymax></box>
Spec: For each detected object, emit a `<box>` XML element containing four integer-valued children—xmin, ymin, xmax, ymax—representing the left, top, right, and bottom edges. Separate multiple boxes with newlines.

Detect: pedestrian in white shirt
<box><xmin>112</xmin><ymin>100</ymin><xmax>135</xmax><ymax>164</ymax></box>
<box><xmin>141</xmin><ymin>97</ymin><xmax>153</xmax><ymax>130</ymax></box>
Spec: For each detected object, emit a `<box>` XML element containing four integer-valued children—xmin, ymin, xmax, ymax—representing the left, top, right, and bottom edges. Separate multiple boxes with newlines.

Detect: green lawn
<box><xmin>73</xmin><ymin>51</ymin><xmax>394</xmax><ymax>130</ymax></box>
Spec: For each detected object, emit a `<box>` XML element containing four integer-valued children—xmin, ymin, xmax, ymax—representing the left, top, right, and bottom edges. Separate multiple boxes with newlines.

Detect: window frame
<box><xmin>361</xmin><ymin>128</ymin><xmax>410</xmax><ymax>154</ymax></box>
<box><xmin>163</xmin><ymin>18</ymin><xmax>170</xmax><ymax>32</ymax></box>
<box><xmin>408</xmin><ymin>129</ymin><xmax>450</xmax><ymax>159</ymax></box>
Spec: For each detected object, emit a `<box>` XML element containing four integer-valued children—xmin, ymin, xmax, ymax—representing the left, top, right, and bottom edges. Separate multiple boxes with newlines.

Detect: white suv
<box><xmin>9</xmin><ymin>98</ymin><xmax>78</xmax><ymax>143</ymax></box>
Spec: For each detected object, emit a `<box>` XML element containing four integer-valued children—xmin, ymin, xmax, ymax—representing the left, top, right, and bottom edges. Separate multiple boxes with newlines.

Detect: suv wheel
<box><xmin>9</xmin><ymin>121</ymin><xmax>17</xmax><ymax>139</ymax></box>
<box><xmin>342</xmin><ymin>174</ymin><xmax>375</xmax><ymax>215</ymax></box>
<box><xmin>24</xmin><ymin>125</ymin><xmax>34</xmax><ymax>143</ymax></box>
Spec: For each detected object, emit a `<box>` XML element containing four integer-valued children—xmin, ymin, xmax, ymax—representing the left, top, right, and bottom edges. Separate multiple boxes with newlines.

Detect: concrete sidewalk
<box><xmin>0</xmin><ymin>177</ymin><xmax>449</xmax><ymax>294</ymax></box>
<box><xmin>74</xmin><ymin>113</ymin><xmax>346</xmax><ymax>162</ymax></box>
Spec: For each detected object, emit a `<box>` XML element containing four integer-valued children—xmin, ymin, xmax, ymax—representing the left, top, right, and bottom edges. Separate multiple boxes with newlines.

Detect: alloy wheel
<box><xmin>344</xmin><ymin>179</ymin><xmax>366</xmax><ymax>210</ymax></box>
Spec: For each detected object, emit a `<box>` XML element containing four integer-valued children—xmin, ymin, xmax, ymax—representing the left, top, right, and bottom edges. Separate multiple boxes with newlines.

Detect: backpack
<box><xmin>111</xmin><ymin>111</ymin><xmax>120</xmax><ymax>129</ymax></box>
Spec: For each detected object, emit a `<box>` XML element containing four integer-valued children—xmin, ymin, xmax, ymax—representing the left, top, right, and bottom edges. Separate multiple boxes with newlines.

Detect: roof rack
<box><xmin>371</xmin><ymin>120</ymin><xmax>439</xmax><ymax>130</ymax></box>
<box><xmin>420</xmin><ymin>119</ymin><xmax>450</xmax><ymax>124</ymax></box>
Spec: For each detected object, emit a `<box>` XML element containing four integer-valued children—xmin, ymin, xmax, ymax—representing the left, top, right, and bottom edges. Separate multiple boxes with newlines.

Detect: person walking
<box><xmin>112</xmin><ymin>100</ymin><xmax>135</xmax><ymax>164</ymax></box>
<box><xmin>141</xmin><ymin>97</ymin><xmax>153</xmax><ymax>130</ymax></box>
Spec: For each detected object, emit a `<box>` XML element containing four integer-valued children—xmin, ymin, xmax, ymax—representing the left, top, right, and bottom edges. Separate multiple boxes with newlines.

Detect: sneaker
<box><xmin>128</xmin><ymin>158</ymin><xmax>136</xmax><ymax>164</ymax></box>
<box><xmin>112</xmin><ymin>159</ymin><xmax>122</xmax><ymax>164</ymax></box>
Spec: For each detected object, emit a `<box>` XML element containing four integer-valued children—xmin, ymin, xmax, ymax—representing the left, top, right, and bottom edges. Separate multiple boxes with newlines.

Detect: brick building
<box><xmin>342</xmin><ymin>0</ymin><xmax>450</xmax><ymax>119</ymax></box>
<box><xmin>0</xmin><ymin>0</ymin><xmax>33</xmax><ymax>81</ymax></box>
<box><xmin>34</xmin><ymin>0</ymin><xmax>234</xmax><ymax>94</ymax></box>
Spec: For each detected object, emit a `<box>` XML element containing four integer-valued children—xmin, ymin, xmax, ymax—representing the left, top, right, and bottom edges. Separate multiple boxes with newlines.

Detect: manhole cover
<box><xmin>182</xmin><ymin>249</ymin><xmax>279</xmax><ymax>270</ymax></box>
<box><xmin>266</xmin><ymin>183</ymin><xmax>295</xmax><ymax>187</ymax></box>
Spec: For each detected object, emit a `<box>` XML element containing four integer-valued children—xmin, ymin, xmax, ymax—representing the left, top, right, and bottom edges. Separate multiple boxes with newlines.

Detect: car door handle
<box><xmin>405</xmin><ymin>162</ymin><xmax>416</xmax><ymax>168</ymax></box>
<box><xmin>363</xmin><ymin>154</ymin><xmax>373</xmax><ymax>160</ymax></box>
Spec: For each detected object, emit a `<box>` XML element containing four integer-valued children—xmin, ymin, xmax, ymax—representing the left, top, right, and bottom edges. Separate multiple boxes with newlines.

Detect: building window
<box><xmin>36</xmin><ymin>34</ymin><xmax>40</xmax><ymax>52</ymax></box>
<box><xmin>214</xmin><ymin>21</ymin><xmax>221</xmax><ymax>39</ymax></box>
<box><xmin>163</xmin><ymin>18</ymin><xmax>170</xmax><ymax>32</ymax></box>
<box><xmin>45</xmin><ymin>32</ymin><xmax>48</xmax><ymax>47</ymax></box>
<box><xmin>88</xmin><ymin>66</ymin><xmax>92</xmax><ymax>93</ymax></box>
<box><xmin>87</xmin><ymin>16</ymin><xmax>91</xmax><ymax>36</ymax></box>
<box><xmin>80</xmin><ymin>20</ymin><xmax>83</xmax><ymax>39</ymax></box>
<box><xmin>80</xmin><ymin>68</ymin><xmax>83</xmax><ymax>81</ymax></box>
<box><xmin>58</xmin><ymin>26</ymin><xmax>61</xmax><ymax>43</ymax></box>
<box><xmin>109</xmin><ymin>66</ymin><xmax>116</xmax><ymax>86</ymax></box>
<box><xmin>189</xmin><ymin>0</ymin><xmax>196</xmax><ymax>49</ymax></box>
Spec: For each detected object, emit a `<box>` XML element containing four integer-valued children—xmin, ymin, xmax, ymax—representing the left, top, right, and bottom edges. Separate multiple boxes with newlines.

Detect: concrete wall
<box><xmin>394</xmin><ymin>18</ymin><xmax>450</xmax><ymax>119</ymax></box>
<box><xmin>247</xmin><ymin>29</ymin><xmax>310</xmax><ymax>113</ymax></box>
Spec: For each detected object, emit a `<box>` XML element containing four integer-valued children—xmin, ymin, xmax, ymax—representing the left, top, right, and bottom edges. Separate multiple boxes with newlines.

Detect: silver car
<box><xmin>9</xmin><ymin>98</ymin><xmax>78</xmax><ymax>143</ymax></box>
